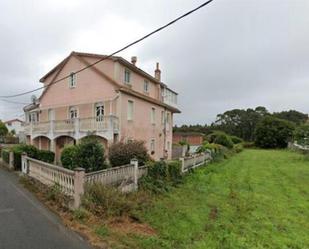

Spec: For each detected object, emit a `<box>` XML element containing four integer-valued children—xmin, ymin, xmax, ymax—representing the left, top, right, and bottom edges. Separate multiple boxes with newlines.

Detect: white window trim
<box><xmin>124</xmin><ymin>68</ymin><xmax>131</xmax><ymax>84</ymax></box>
<box><xmin>69</xmin><ymin>72</ymin><xmax>76</xmax><ymax>88</ymax></box>
<box><xmin>69</xmin><ymin>106</ymin><xmax>78</xmax><ymax>120</ymax></box>
<box><xmin>144</xmin><ymin>80</ymin><xmax>150</xmax><ymax>93</ymax></box>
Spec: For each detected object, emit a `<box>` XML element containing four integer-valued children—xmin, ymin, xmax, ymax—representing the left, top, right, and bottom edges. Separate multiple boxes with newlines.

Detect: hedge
<box><xmin>11</xmin><ymin>145</ymin><xmax>55</xmax><ymax>170</ymax></box>
<box><xmin>1</xmin><ymin>150</ymin><xmax>10</xmax><ymax>164</ymax></box>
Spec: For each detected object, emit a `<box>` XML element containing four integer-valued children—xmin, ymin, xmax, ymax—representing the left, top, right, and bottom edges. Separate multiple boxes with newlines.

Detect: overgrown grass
<box><xmin>124</xmin><ymin>149</ymin><xmax>309</xmax><ymax>248</ymax></box>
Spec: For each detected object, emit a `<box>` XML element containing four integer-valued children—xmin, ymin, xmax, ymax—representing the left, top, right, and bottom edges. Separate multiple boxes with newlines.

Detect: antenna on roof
<box><xmin>31</xmin><ymin>95</ymin><xmax>37</xmax><ymax>104</ymax></box>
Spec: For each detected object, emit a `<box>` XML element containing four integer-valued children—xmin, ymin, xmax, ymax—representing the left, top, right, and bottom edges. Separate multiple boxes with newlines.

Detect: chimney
<box><xmin>131</xmin><ymin>56</ymin><xmax>137</xmax><ymax>66</ymax></box>
<box><xmin>154</xmin><ymin>62</ymin><xmax>161</xmax><ymax>81</ymax></box>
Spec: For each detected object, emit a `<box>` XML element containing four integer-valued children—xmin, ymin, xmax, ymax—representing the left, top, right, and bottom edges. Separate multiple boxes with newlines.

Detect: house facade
<box><xmin>4</xmin><ymin>119</ymin><xmax>24</xmax><ymax>135</ymax></box>
<box><xmin>23</xmin><ymin>52</ymin><xmax>180</xmax><ymax>162</ymax></box>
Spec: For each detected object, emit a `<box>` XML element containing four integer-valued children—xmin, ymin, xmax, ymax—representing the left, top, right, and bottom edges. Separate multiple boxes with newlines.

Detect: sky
<box><xmin>0</xmin><ymin>0</ymin><xmax>308</xmax><ymax>125</ymax></box>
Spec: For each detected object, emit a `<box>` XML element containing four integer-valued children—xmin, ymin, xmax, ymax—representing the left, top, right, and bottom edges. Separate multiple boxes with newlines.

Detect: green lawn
<box><xmin>129</xmin><ymin>149</ymin><xmax>309</xmax><ymax>249</ymax></box>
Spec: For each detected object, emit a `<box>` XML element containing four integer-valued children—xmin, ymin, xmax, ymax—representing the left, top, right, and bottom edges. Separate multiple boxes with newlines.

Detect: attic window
<box><xmin>69</xmin><ymin>72</ymin><xmax>76</xmax><ymax>88</ymax></box>
<box><xmin>124</xmin><ymin>69</ymin><xmax>131</xmax><ymax>84</ymax></box>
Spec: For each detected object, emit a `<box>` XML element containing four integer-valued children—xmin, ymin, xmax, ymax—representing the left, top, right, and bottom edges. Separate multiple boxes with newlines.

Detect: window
<box><xmin>151</xmin><ymin>108</ymin><xmax>156</xmax><ymax>124</ymax></box>
<box><xmin>29</xmin><ymin>112</ymin><xmax>39</xmax><ymax>123</ymax></box>
<box><xmin>124</xmin><ymin>69</ymin><xmax>131</xmax><ymax>84</ymax></box>
<box><xmin>150</xmin><ymin>139</ymin><xmax>155</xmax><ymax>154</ymax></box>
<box><xmin>127</xmin><ymin>100</ymin><xmax>134</xmax><ymax>120</ymax></box>
<box><xmin>95</xmin><ymin>103</ymin><xmax>105</xmax><ymax>121</ymax></box>
<box><xmin>166</xmin><ymin>112</ymin><xmax>170</xmax><ymax>124</ymax></box>
<box><xmin>161</xmin><ymin>111</ymin><xmax>165</xmax><ymax>125</ymax></box>
<box><xmin>69</xmin><ymin>72</ymin><xmax>76</xmax><ymax>88</ymax></box>
<box><xmin>144</xmin><ymin>80</ymin><xmax>149</xmax><ymax>92</ymax></box>
<box><xmin>69</xmin><ymin>107</ymin><xmax>78</xmax><ymax>119</ymax></box>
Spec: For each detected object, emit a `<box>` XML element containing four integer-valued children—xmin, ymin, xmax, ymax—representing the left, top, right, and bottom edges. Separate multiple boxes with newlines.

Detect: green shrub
<box><xmin>293</xmin><ymin>125</ymin><xmax>309</xmax><ymax>146</ymax></box>
<box><xmin>230</xmin><ymin>135</ymin><xmax>243</xmax><ymax>144</ymax></box>
<box><xmin>140</xmin><ymin>160</ymin><xmax>183</xmax><ymax>193</ymax></box>
<box><xmin>233</xmin><ymin>144</ymin><xmax>244</xmax><ymax>153</ymax></box>
<box><xmin>214</xmin><ymin>133</ymin><xmax>234</xmax><ymax>149</ymax></box>
<box><xmin>75</xmin><ymin>138</ymin><xmax>106</xmax><ymax>172</ymax></box>
<box><xmin>82</xmin><ymin>183</ymin><xmax>132</xmax><ymax>217</ymax></box>
<box><xmin>167</xmin><ymin>160</ymin><xmax>182</xmax><ymax>184</ymax></box>
<box><xmin>61</xmin><ymin>137</ymin><xmax>106</xmax><ymax>172</ymax></box>
<box><xmin>12</xmin><ymin>144</ymin><xmax>38</xmax><ymax>170</ymax></box>
<box><xmin>255</xmin><ymin>116</ymin><xmax>295</xmax><ymax>148</ymax></box>
<box><xmin>37</xmin><ymin>150</ymin><xmax>55</xmax><ymax>163</ymax></box>
<box><xmin>1</xmin><ymin>149</ymin><xmax>10</xmax><ymax>164</ymax></box>
<box><xmin>109</xmin><ymin>141</ymin><xmax>149</xmax><ymax>167</ymax></box>
<box><xmin>61</xmin><ymin>145</ymin><xmax>79</xmax><ymax>170</ymax></box>
<box><xmin>206</xmin><ymin>131</ymin><xmax>234</xmax><ymax>149</ymax></box>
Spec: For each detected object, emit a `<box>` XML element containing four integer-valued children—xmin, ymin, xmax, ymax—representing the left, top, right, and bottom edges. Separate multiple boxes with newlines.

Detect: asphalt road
<box><xmin>0</xmin><ymin>167</ymin><xmax>92</xmax><ymax>249</ymax></box>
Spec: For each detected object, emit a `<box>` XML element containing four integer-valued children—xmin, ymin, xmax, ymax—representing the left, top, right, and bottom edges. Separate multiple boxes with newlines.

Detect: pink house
<box><xmin>23</xmin><ymin>52</ymin><xmax>180</xmax><ymax>162</ymax></box>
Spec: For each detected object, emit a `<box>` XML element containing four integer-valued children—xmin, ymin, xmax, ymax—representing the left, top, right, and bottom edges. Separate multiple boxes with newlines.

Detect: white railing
<box><xmin>24</xmin><ymin>115</ymin><xmax>119</xmax><ymax>135</ymax></box>
<box><xmin>180</xmin><ymin>152</ymin><xmax>212</xmax><ymax>173</ymax></box>
<box><xmin>25</xmin><ymin>157</ymin><xmax>75</xmax><ymax>196</ymax></box>
<box><xmin>85</xmin><ymin>164</ymin><xmax>134</xmax><ymax>185</ymax></box>
<box><xmin>54</xmin><ymin>119</ymin><xmax>75</xmax><ymax>132</ymax></box>
<box><xmin>32</xmin><ymin>122</ymin><xmax>50</xmax><ymax>133</ymax></box>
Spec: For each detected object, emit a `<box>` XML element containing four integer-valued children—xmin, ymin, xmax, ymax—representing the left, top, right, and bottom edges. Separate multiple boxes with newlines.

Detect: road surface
<box><xmin>0</xmin><ymin>167</ymin><xmax>92</xmax><ymax>249</ymax></box>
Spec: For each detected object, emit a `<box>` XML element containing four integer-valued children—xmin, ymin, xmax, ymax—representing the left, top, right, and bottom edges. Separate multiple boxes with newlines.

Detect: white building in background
<box><xmin>4</xmin><ymin>119</ymin><xmax>24</xmax><ymax>135</ymax></box>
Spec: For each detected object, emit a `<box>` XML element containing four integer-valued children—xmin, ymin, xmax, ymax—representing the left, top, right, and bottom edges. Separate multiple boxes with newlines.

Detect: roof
<box><xmin>37</xmin><ymin>51</ymin><xmax>180</xmax><ymax>113</ymax></box>
<box><xmin>4</xmin><ymin>119</ymin><xmax>24</xmax><ymax>124</ymax></box>
<box><xmin>23</xmin><ymin>103</ymin><xmax>39</xmax><ymax>112</ymax></box>
<box><xmin>40</xmin><ymin>51</ymin><xmax>178</xmax><ymax>95</ymax></box>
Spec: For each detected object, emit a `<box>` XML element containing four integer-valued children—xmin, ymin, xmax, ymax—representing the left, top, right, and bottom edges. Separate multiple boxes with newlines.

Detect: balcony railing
<box><xmin>24</xmin><ymin>115</ymin><xmax>119</xmax><ymax>135</ymax></box>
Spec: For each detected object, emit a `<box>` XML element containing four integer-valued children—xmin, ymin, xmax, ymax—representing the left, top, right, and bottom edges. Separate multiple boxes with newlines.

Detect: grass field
<box><xmin>122</xmin><ymin>149</ymin><xmax>309</xmax><ymax>249</ymax></box>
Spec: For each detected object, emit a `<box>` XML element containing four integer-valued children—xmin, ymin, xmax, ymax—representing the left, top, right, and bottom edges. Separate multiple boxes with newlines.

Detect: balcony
<box><xmin>24</xmin><ymin>115</ymin><xmax>119</xmax><ymax>138</ymax></box>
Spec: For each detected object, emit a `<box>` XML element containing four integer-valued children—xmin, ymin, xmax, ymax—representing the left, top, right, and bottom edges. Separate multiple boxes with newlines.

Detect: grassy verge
<box><xmin>20</xmin><ymin>149</ymin><xmax>309</xmax><ymax>248</ymax></box>
<box><xmin>128</xmin><ymin>149</ymin><xmax>309</xmax><ymax>249</ymax></box>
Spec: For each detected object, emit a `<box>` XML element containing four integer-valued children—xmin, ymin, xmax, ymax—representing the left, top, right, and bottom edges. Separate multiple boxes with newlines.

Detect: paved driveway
<box><xmin>0</xmin><ymin>167</ymin><xmax>92</xmax><ymax>249</ymax></box>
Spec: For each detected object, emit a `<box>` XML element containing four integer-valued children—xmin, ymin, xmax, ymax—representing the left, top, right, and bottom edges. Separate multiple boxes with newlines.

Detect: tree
<box><xmin>255</xmin><ymin>116</ymin><xmax>295</xmax><ymax>148</ymax></box>
<box><xmin>293</xmin><ymin>125</ymin><xmax>309</xmax><ymax>145</ymax></box>
<box><xmin>272</xmin><ymin>110</ymin><xmax>308</xmax><ymax>125</ymax></box>
<box><xmin>109</xmin><ymin>141</ymin><xmax>149</xmax><ymax>167</ymax></box>
<box><xmin>213</xmin><ymin>107</ymin><xmax>269</xmax><ymax>141</ymax></box>
<box><xmin>0</xmin><ymin>120</ymin><xmax>8</xmax><ymax>137</ymax></box>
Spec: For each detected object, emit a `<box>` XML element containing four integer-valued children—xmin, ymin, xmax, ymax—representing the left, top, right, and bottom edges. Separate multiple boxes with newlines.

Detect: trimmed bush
<box><xmin>61</xmin><ymin>137</ymin><xmax>106</xmax><ymax>172</ymax></box>
<box><xmin>75</xmin><ymin>138</ymin><xmax>106</xmax><ymax>172</ymax></box>
<box><xmin>12</xmin><ymin>144</ymin><xmax>38</xmax><ymax>170</ymax></box>
<box><xmin>37</xmin><ymin>150</ymin><xmax>55</xmax><ymax>164</ymax></box>
<box><xmin>1</xmin><ymin>149</ymin><xmax>10</xmax><ymax>164</ymax></box>
<box><xmin>109</xmin><ymin>141</ymin><xmax>149</xmax><ymax>167</ymax></box>
<box><xmin>61</xmin><ymin>145</ymin><xmax>79</xmax><ymax>170</ymax></box>
<box><xmin>255</xmin><ymin>116</ymin><xmax>295</xmax><ymax>148</ymax></box>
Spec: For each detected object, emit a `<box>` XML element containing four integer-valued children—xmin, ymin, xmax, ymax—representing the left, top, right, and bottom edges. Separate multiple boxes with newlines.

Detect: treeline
<box><xmin>174</xmin><ymin>106</ymin><xmax>308</xmax><ymax>143</ymax></box>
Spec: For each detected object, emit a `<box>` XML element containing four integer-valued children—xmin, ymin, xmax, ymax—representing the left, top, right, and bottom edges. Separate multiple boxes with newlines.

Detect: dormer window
<box><xmin>69</xmin><ymin>72</ymin><xmax>76</xmax><ymax>88</ymax></box>
<box><xmin>124</xmin><ymin>69</ymin><xmax>131</xmax><ymax>84</ymax></box>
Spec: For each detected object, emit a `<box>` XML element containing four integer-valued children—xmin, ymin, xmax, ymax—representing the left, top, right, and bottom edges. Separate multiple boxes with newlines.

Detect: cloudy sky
<box><xmin>0</xmin><ymin>0</ymin><xmax>308</xmax><ymax>125</ymax></box>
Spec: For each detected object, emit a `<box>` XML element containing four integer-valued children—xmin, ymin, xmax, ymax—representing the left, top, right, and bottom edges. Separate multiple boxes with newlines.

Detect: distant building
<box><xmin>173</xmin><ymin>132</ymin><xmax>204</xmax><ymax>145</ymax></box>
<box><xmin>4</xmin><ymin>119</ymin><xmax>24</xmax><ymax>135</ymax></box>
